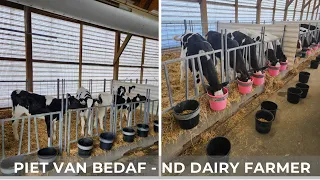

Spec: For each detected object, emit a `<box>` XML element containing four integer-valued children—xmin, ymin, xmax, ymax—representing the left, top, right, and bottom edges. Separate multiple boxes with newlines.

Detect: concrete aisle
<box><xmin>227</xmin><ymin>67</ymin><xmax>320</xmax><ymax>157</ymax></box>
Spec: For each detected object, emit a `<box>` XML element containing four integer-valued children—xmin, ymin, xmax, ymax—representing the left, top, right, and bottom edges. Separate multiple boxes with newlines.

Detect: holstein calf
<box><xmin>206</xmin><ymin>31</ymin><xmax>251</xmax><ymax>82</ymax></box>
<box><xmin>11</xmin><ymin>90</ymin><xmax>83</xmax><ymax>146</ymax></box>
<box><xmin>173</xmin><ymin>31</ymin><xmax>228</xmax><ymax>96</ymax></box>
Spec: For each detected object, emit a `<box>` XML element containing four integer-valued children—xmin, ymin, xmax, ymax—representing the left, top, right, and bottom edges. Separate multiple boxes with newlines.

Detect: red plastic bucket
<box><xmin>268</xmin><ymin>65</ymin><xmax>280</xmax><ymax>76</ymax></box>
<box><xmin>237</xmin><ymin>78</ymin><xmax>253</xmax><ymax>94</ymax></box>
<box><xmin>207</xmin><ymin>87</ymin><xmax>228</xmax><ymax>111</ymax></box>
<box><xmin>313</xmin><ymin>46</ymin><xmax>318</xmax><ymax>51</ymax></box>
<box><xmin>280</xmin><ymin>60</ymin><xmax>288</xmax><ymax>71</ymax></box>
<box><xmin>251</xmin><ymin>72</ymin><xmax>265</xmax><ymax>86</ymax></box>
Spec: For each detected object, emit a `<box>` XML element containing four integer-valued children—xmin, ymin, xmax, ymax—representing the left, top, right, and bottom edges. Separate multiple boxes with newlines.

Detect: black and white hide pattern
<box><xmin>227</xmin><ymin>31</ymin><xmax>268</xmax><ymax>73</ymax></box>
<box><xmin>173</xmin><ymin>31</ymin><xmax>228</xmax><ymax>96</ymax></box>
<box><xmin>11</xmin><ymin>90</ymin><xmax>83</xmax><ymax>146</ymax></box>
<box><xmin>300</xmin><ymin>24</ymin><xmax>318</xmax><ymax>47</ymax></box>
<box><xmin>206</xmin><ymin>31</ymin><xmax>251</xmax><ymax>82</ymax></box>
<box><xmin>76</xmin><ymin>87</ymin><xmax>96</xmax><ymax>136</ymax></box>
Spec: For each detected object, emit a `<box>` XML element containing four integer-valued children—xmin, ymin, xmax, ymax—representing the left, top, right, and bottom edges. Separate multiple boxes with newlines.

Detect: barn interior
<box><xmin>0</xmin><ymin>0</ymin><xmax>159</xmax><ymax>176</ymax></box>
<box><xmin>162</xmin><ymin>0</ymin><xmax>320</xmax><ymax>176</ymax></box>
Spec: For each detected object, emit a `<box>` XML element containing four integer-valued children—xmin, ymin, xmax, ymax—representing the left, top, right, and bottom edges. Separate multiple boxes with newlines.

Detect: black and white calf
<box><xmin>206</xmin><ymin>31</ymin><xmax>251</xmax><ymax>82</ymax></box>
<box><xmin>11</xmin><ymin>90</ymin><xmax>83</xmax><ymax>146</ymax></box>
<box><xmin>300</xmin><ymin>24</ymin><xmax>318</xmax><ymax>48</ymax></box>
<box><xmin>173</xmin><ymin>31</ymin><xmax>228</xmax><ymax>96</ymax></box>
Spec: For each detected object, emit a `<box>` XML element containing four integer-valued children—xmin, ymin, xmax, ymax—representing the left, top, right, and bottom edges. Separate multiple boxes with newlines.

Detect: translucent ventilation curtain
<box><xmin>162</xmin><ymin>0</ymin><xmax>201</xmax><ymax>49</ymax></box>
<box><xmin>207</xmin><ymin>1</ymin><xmax>235</xmax><ymax>29</ymax></box>
<box><xmin>261</xmin><ymin>0</ymin><xmax>274</xmax><ymax>24</ymax></box>
<box><xmin>295</xmin><ymin>0</ymin><xmax>303</xmax><ymax>20</ymax></box>
<box><xmin>0</xmin><ymin>5</ymin><xmax>26</xmax><ymax>108</ymax></box>
<box><xmin>82</xmin><ymin>25</ymin><xmax>115</xmax><ymax>96</ymax></box>
<box><xmin>32</xmin><ymin>13</ymin><xmax>80</xmax><ymax>96</ymax></box>
<box><xmin>143</xmin><ymin>39</ymin><xmax>159</xmax><ymax>86</ymax></box>
<box><xmin>238</xmin><ymin>0</ymin><xmax>257</xmax><ymax>23</ymax></box>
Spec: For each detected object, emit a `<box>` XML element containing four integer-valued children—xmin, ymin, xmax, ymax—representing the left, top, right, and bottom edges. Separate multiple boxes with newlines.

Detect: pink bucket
<box><xmin>307</xmin><ymin>50</ymin><xmax>312</xmax><ymax>56</ymax></box>
<box><xmin>251</xmin><ymin>73</ymin><xmax>265</xmax><ymax>86</ymax></box>
<box><xmin>313</xmin><ymin>46</ymin><xmax>318</xmax><ymax>51</ymax></box>
<box><xmin>207</xmin><ymin>87</ymin><xmax>228</xmax><ymax>111</ymax></box>
<box><xmin>280</xmin><ymin>60</ymin><xmax>288</xmax><ymax>71</ymax></box>
<box><xmin>317</xmin><ymin>44</ymin><xmax>320</xmax><ymax>48</ymax></box>
<box><xmin>268</xmin><ymin>65</ymin><xmax>280</xmax><ymax>76</ymax></box>
<box><xmin>237</xmin><ymin>78</ymin><xmax>253</xmax><ymax>95</ymax></box>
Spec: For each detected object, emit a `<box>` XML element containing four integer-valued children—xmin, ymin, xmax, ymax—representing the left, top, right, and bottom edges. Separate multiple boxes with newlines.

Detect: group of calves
<box><xmin>10</xmin><ymin>85</ymin><xmax>147</xmax><ymax>146</ymax></box>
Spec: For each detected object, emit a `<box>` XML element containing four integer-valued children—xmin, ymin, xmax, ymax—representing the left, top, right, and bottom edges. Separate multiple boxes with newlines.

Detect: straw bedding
<box><xmin>0</xmin><ymin>108</ymin><xmax>158</xmax><ymax>158</ymax></box>
<box><xmin>162</xmin><ymin>48</ymin><xmax>319</xmax><ymax>148</ymax></box>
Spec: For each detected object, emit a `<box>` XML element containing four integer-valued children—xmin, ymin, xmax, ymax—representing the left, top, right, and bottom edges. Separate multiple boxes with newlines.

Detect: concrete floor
<box><xmin>228</xmin><ymin>67</ymin><xmax>320</xmax><ymax>157</ymax></box>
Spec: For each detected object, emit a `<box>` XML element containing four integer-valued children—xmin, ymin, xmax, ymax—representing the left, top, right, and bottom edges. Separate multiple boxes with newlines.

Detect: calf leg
<box><xmin>12</xmin><ymin>120</ymin><xmax>20</xmax><ymax>141</ymax></box>
<box><xmin>98</xmin><ymin>107</ymin><xmax>107</xmax><ymax>131</ymax></box>
<box><xmin>45</xmin><ymin>116</ymin><xmax>51</xmax><ymax>147</ymax></box>
<box><xmin>53</xmin><ymin>118</ymin><xmax>57</xmax><ymax>141</ymax></box>
<box><xmin>87</xmin><ymin>109</ymin><xmax>93</xmax><ymax>136</ymax></box>
<box><xmin>80</xmin><ymin>111</ymin><xmax>85</xmax><ymax>136</ymax></box>
<box><xmin>180</xmin><ymin>61</ymin><xmax>185</xmax><ymax>83</ymax></box>
<box><xmin>12</xmin><ymin>105</ymin><xmax>29</xmax><ymax>141</ymax></box>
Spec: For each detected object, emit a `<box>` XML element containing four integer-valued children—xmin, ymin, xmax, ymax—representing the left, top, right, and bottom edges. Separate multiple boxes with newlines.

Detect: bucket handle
<box><xmin>209</xmin><ymin>94</ymin><xmax>228</xmax><ymax>102</ymax></box>
<box><xmin>252</xmin><ymin>73</ymin><xmax>265</xmax><ymax>78</ymax></box>
<box><xmin>237</xmin><ymin>80</ymin><xmax>253</xmax><ymax>87</ymax></box>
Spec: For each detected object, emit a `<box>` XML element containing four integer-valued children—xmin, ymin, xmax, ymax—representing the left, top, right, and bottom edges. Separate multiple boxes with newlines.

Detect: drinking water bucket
<box><xmin>78</xmin><ymin>137</ymin><xmax>93</xmax><ymax>158</ymax></box>
<box><xmin>287</xmin><ymin>87</ymin><xmax>303</xmax><ymax>104</ymax></box>
<box><xmin>268</xmin><ymin>65</ymin><xmax>280</xmax><ymax>76</ymax></box>
<box><xmin>153</xmin><ymin>120</ymin><xmax>158</xmax><ymax>133</ymax></box>
<box><xmin>207</xmin><ymin>87</ymin><xmax>228</xmax><ymax>111</ymax></box>
<box><xmin>173</xmin><ymin>100</ymin><xmax>200</xmax><ymax>130</ymax></box>
<box><xmin>255</xmin><ymin>110</ymin><xmax>274</xmax><ymax>134</ymax></box>
<box><xmin>296</xmin><ymin>83</ymin><xmax>309</xmax><ymax>98</ymax></box>
<box><xmin>37</xmin><ymin>147</ymin><xmax>58</xmax><ymax>172</ymax></box>
<box><xmin>299</xmin><ymin>71</ymin><xmax>310</xmax><ymax>83</ymax></box>
<box><xmin>0</xmin><ymin>155</ymin><xmax>25</xmax><ymax>176</ymax></box>
<box><xmin>122</xmin><ymin>127</ymin><xmax>135</xmax><ymax>142</ymax></box>
<box><xmin>280</xmin><ymin>60</ymin><xmax>288</xmax><ymax>71</ymax></box>
<box><xmin>206</xmin><ymin>137</ymin><xmax>231</xmax><ymax>165</ymax></box>
<box><xmin>307</xmin><ymin>50</ymin><xmax>312</xmax><ymax>56</ymax></box>
<box><xmin>261</xmin><ymin>101</ymin><xmax>278</xmax><ymax>120</ymax></box>
<box><xmin>251</xmin><ymin>72</ymin><xmax>265</xmax><ymax>86</ymax></box>
<box><xmin>100</xmin><ymin>132</ymin><xmax>115</xmax><ymax>151</ymax></box>
<box><xmin>310</xmin><ymin>60</ymin><xmax>319</xmax><ymax>69</ymax></box>
<box><xmin>137</xmin><ymin>124</ymin><xmax>149</xmax><ymax>137</ymax></box>
<box><xmin>237</xmin><ymin>78</ymin><xmax>253</xmax><ymax>94</ymax></box>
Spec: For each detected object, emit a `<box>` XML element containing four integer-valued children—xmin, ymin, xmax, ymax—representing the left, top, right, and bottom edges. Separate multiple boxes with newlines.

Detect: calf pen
<box><xmin>161</xmin><ymin>23</ymin><xmax>308</xmax><ymax>161</ymax></box>
<box><xmin>0</xmin><ymin>86</ymin><xmax>159</xmax><ymax>160</ymax></box>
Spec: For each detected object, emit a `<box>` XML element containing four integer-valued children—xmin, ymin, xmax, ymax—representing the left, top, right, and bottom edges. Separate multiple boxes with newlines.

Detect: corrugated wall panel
<box><xmin>143</xmin><ymin>68</ymin><xmax>159</xmax><ymax>86</ymax></box>
<box><xmin>274</xmin><ymin>10</ymin><xmax>285</xmax><ymax>21</ymax></box>
<box><xmin>32</xmin><ymin>13</ymin><xmax>80</xmax><ymax>62</ymax></box>
<box><xmin>207</xmin><ymin>4</ymin><xmax>235</xmax><ymax>24</ymax></box>
<box><xmin>261</xmin><ymin>8</ymin><xmax>273</xmax><ymax>23</ymax></box>
<box><xmin>295</xmin><ymin>0</ymin><xmax>303</xmax><ymax>20</ymax></box>
<box><xmin>144</xmin><ymin>39</ymin><xmax>159</xmax><ymax>67</ymax></box>
<box><xmin>82</xmin><ymin>25</ymin><xmax>115</xmax><ymax>65</ymax></box>
<box><xmin>238</xmin><ymin>7</ymin><xmax>256</xmax><ymax>23</ymax></box>
<box><xmin>238</xmin><ymin>0</ymin><xmax>256</xmax><ymax>6</ymax></box>
<box><xmin>118</xmin><ymin>67</ymin><xmax>141</xmax><ymax>81</ymax></box>
<box><xmin>119</xmin><ymin>34</ymin><xmax>142</xmax><ymax>66</ymax></box>
<box><xmin>208</xmin><ymin>0</ymin><xmax>235</xmax><ymax>4</ymax></box>
<box><xmin>0</xmin><ymin>5</ymin><xmax>25</xmax><ymax>58</ymax></box>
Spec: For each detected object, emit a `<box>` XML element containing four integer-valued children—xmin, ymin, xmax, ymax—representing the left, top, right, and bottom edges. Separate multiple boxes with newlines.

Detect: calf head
<box><xmin>206</xmin><ymin>82</ymin><xmax>229</xmax><ymax>96</ymax></box>
<box><xmin>276</xmin><ymin>45</ymin><xmax>287</xmax><ymax>63</ymax></box>
<box><xmin>136</xmin><ymin>94</ymin><xmax>147</xmax><ymax>102</ymax></box>
<box><xmin>117</xmin><ymin>86</ymin><xmax>126</xmax><ymax>97</ymax></box>
<box><xmin>67</xmin><ymin>94</ymin><xmax>85</xmax><ymax>109</ymax></box>
<box><xmin>128</xmin><ymin>86</ymin><xmax>136</xmax><ymax>93</ymax></box>
<box><xmin>265</xmin><ymin>49</ymin><xmax>278</xmax><ymax>66</ymax></box>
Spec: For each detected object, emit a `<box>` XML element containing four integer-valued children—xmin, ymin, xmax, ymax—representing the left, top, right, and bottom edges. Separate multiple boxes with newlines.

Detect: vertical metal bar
<box><xmin>95</xmin><ymin>107</ymin><xmax>98</xmax><ymax>135</ymax></box>
<box><xmin>191</xmin><ymin>58</ymin><xmax>198</xmax><ymax>97</ymax></box>
<box><xmin>34</xmin><ymin>117</ymin><xmax>39</xmax><ymax>150</ymax></box>
<box><xmin>185</xmin><ymin>59</ymin><xmax>189</xmax><ymax>100</ymax></box>
<box><xmin>85</xmin><ymin>108</ymin><xmax>90</xmax><ymax>137</ymax></box>
<box><xmin>18</xmin><ymin>118</ymin><xmax>25</xmax><ymax>155</ymax></box>
<box><xmin>163</xmin><ymin>64</ymin><xmax>173</xmax><ymax>107</ymax></box>
<box><xmin>1</xmin><ymin>120</ymin><xmax>4</xmax><ymax>159</ymax></box>
<box><xmin>196</xmin><ymin>56</ymin><xmax>206</xmax><ymax>91</ymax></box>
<box><xmin>57</xmin><ymin>79</ymin><xmax>60</xmax><ymax>99</ymax></box>
<box><xmin>281</xmin><ymin>25</ymin><xmax>286</xmax><ymax>50</ymax></box>
<box><xmin>67</xmin><ymin>110</ymin><xmax>71</xmax><ymax>154</ymax></box>
<box><xmin>28</xmin><ymin>116</ymin><xmax>30</xmax><ymax>153</ymax></box>
<box><xmin>220</xmin><ymin>30</ymin><xmax>225</xmax><ymax>82</ymax></box>
<box><xmin>64</xmin><ymin>89</ymin><xmax>68</xmax><ymax>151</ymax></box>
<box><xmin>151</xmin><ymin>101</ymin><xmax>154</xmax><ymax>123</ymax></box>
<box><xmin>103</xmin><ymin>79</ymin><xmax>106</xmax><ymax>92</ymax></box>
<box><xmin>234</xmin><ymin>50</ymin><xmax>237</xmax><ymax>80</ymax></box>
<box><xmin>59</xmin><ymin>95</ymin><xmax>64</xmax><ymax>153</ymax></box>
<box><xmin>249</xmin><ymin>45</ymin><xmax>251</xmax><ymax>71</ymax></box>
<box><xmin>76</xmin><ymin>110</ymin><xmax>79</xmax><ymax>141</ymax></box>
<box><xmin>103</xmin><ymin>106</ymin><xmax>108</xmax><ymax>131</ymax></box>
<box><xmin>114</xmin><ymin>106</ymin><xmax>118</xmax><ymax>130</ymax></box>
<box><xmin>140</xmin><ymin>101</ymin><xmax>143</xmax><ymax>123</ymax></box>
<box><xmin>134</xmin><ymin>102</ymin><xmax>137</xmax><ymax>126</ymax></box>
<box><xmin>184</xmin><ymin>19</ymin><xmax>187</xmax><ymax>33</ymax></box>
<box><xmin>50</xmin><ymin>114</ymin><xmax>53</xmax><ymax>146</ymax></box>
<box><xmin>224</xmin><ymin>29</ymin><xmax>228</xmax><ymax>82</ymax></box>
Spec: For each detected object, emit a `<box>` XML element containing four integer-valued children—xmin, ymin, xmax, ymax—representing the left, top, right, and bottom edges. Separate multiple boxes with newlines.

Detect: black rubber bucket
<box><xmin>206</xmin><ymin>137</ymin><xmax>231</xmax><ymax>166</ymax></box>
<box><xmin>173</xmin><ymin>100</ymin><xmax>200</xmax><ymax>130</ymax></box>
<box><xmin>296</xmin><ymin>83</ymin><xmax>310</xmax><ymax>98</ymax></box>
<box><xmin>137</xmin><ymin>124</ymin><xmax>149</xmax><ymax>137</ymax></box>
<box><xmin>0</xmin><ymin>155</ymin><xmax>25</xmax><ymax>176</ymax></box>
<box><xmin>310</xmin><ymin>60</ymin><xmax>319</xmax><ymax>69</ymax></box>
<box><xmin>255</xmin><ymin>110</ymin><xmax>274</xmax><ymax>134</ymax></box>
<box><xmin>261</xmin><ymin>101</ymin><xmax>278</xmax><ymax>119</ymax></box>
<box><xmin>287</xmin><ymin>87</ymin><xmax>303</xmax><ymax>104</ymax></box>
<box><xmin>316</xmin><ymin>55</ymin><xmax>320</xmax><ymax>61</ymax></box>
<box><xmin>299</xmin><ymin>71</ymin><xmax>310</xmax><ymax>83</ymax></box>
<box><xmin>100</xmin><ymin>132</ymin><xmax>115</xmax><ymax>151</ymax></box>
<box><xmin>122</xmin><ymin>127</ymin><xmax>135</xmax><ymax>142</ymax></box>
<box><xmin>153</xmin><ymin>120</ymin><xmax>158</xmax><ymax>133</ymax></box>
<box><xmin>78</xmin><ymin>137</ymin><xmax>93</xmax><ymax>158</ymax></box>
<box><xmin>37</xmin><ymin>147</ymin><xmax>58</xmax><ymax>172</ymax></box>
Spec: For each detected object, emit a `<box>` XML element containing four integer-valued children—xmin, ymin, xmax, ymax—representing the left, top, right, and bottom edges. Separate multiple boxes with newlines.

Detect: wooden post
<box><xmin>293</xmin><ymin>0</ymin><xmax>298</xmax><ymax>20</ymax></box>
<box><xmin>140</xmin><ymin>38</ymin><xmax>146</xmax><ymax>84</ymax></box>
<box><xmin>199</xmin><ymin>0</ymin><xmax>208</xmax><ymax>35</ymax></box>
<box><xmin>316</xmin><ymin>0</ymin><xmax>320</xmax><ymax>19</ymax></box>
<box><xmin>311</xmin><ymin>0</ymin><xmax>318</xmax><ymax>19</ymax></box>
<box><xmin>284</xmin><ymin>0</ymin><xmax>294</xmax><ymax>21</ymax></box>
<box><xmin>235</xmin><ymin>0</ymin><xmax>238</xmax><ymax>23</ymax></box>
<box><xmin>272</xmin><ymin>0</ymin><xmax>277</xmax><ymax>22</ymax></box>
<box><xmin>113</xmin><ymin>31</ymin><xmax>120</xmax><ymax>80</ymax></box>
<box><xmin>306</xmin><ymin>0</ymin><xmax>312</xmax><ymax>19</ymax></box>
<box><xmin>24</xmin><ymin>6</ymin><xmax>33</xmax><ymax>92</ymax></box>
<box><xmin>78</xmin><ymin>24</ymin><xmax>83</xmax><ymax>88</ymax></box>
<box><xmin>256</xmin><ymin>0</ymin><xmax>262</xmax><ymax>24</ymax></box>
<box><xmin>301</xmin><ymin>0</ymin><xmax>312</xmax><ymax>20</ymax></box>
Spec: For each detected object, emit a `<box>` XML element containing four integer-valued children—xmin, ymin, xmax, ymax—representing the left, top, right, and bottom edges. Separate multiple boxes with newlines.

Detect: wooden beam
<box><xmin>311</xmin><ymin>0</ymin><xmax>317</xmax><ymax>19</ymax></box>
<box><xmin>306</xmin><ymin>0</ymin><xmax>312</xmax><ymax>19</ymax></box>
<box><xmin>256</xmin><ymin>0</ymin><xmax>262</xmax><ymax>24</ymax></box>
<box><xmin>113</xmin><ymin>31</ymin><xmax>121</xmax><ymax>80</ymax></box>
<box><xmin>140</xmin><ymin>38</ymin><xmax>146</xmax><ymax>84</ymax></box>
<box><xmin>300</xmin><ymin>0</ymin><xmax>306</xmax><ymax>20</ymax></box>
<box><xmin>235</xmin><ymin>0</ymin><xmax>239</xmax><ymax>23</ymax></box>
<box><xmin>24</xmin><ymin>7</ymin><xmax>33</xmax><ymax>92</ymax></box>
<box><xmin>143</xmin><ymin>0</ymin><xmax>153</xmax><ymax>10</ymax></box>
<box><xmin>303</xmin><ymin>0</ymin><xmax>312</xmax><ymax>9</ymax></box>
<box><xmin>113</xmin><ymin>34</ymin><xmax>132</xmax><ymax>66</ymax></box>
<box><xmin>293</xmin><ymin>0</ymin><xmax>298</xmax><ymax>20</ymax></box>
<box><xmin>272</xmin><ymin>0</ymin><xmax>277</xmax><ymax>22</ymax></box>
<box><xmin>316</xmin><ymin>0</ymin><xmax>320</xmax><ymax>19</ymax></box>
<box><xmin>284</xmin><ymin>0</ymin><xmax>294</xmax><ymax>21</ymax></box>
<box><xmin>199</xmin><ymin>0</ymin><xmax>208</xmax><ymax>35</ymax></box>
<box><xmin>78</xmin><ymin>24</ymin><xmax>83</xmax><ymax>88</ymax></box>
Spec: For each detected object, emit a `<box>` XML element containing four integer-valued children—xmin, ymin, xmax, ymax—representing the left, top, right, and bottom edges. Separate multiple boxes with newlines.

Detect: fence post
<box><xmin>103</xmin><ymin>79</ymin><xmax>106</xmax><ymax>92</ymax></box>
<box><xmin>57</xmin><ymin>79</ymin><xmax>60</xmax><ymax>99</ymax></box>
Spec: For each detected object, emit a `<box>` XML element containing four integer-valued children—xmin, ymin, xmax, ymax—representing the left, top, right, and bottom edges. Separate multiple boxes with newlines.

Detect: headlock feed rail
<box><xmin>162</xmin><ymin>23</ymin><xmax>285</xmax><ymax>114</ymax></box>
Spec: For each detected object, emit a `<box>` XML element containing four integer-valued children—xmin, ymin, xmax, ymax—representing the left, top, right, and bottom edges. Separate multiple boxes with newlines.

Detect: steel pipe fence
<box><xmin>299</xmin><ymin>23</ymin><xmax>320</xmax><ymax>46</ymax></box>
<box><xmin>162</xmin><ymin>25</ymin><xmax>285</xmax><ymax>114</ymax></box>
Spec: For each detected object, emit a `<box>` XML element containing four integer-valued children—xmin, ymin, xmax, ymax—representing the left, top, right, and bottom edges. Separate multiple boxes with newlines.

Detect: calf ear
<box><xmin>221</xmin><ymin>81</ymin><xmax>229</xmax><ymax>87</ymax></box>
